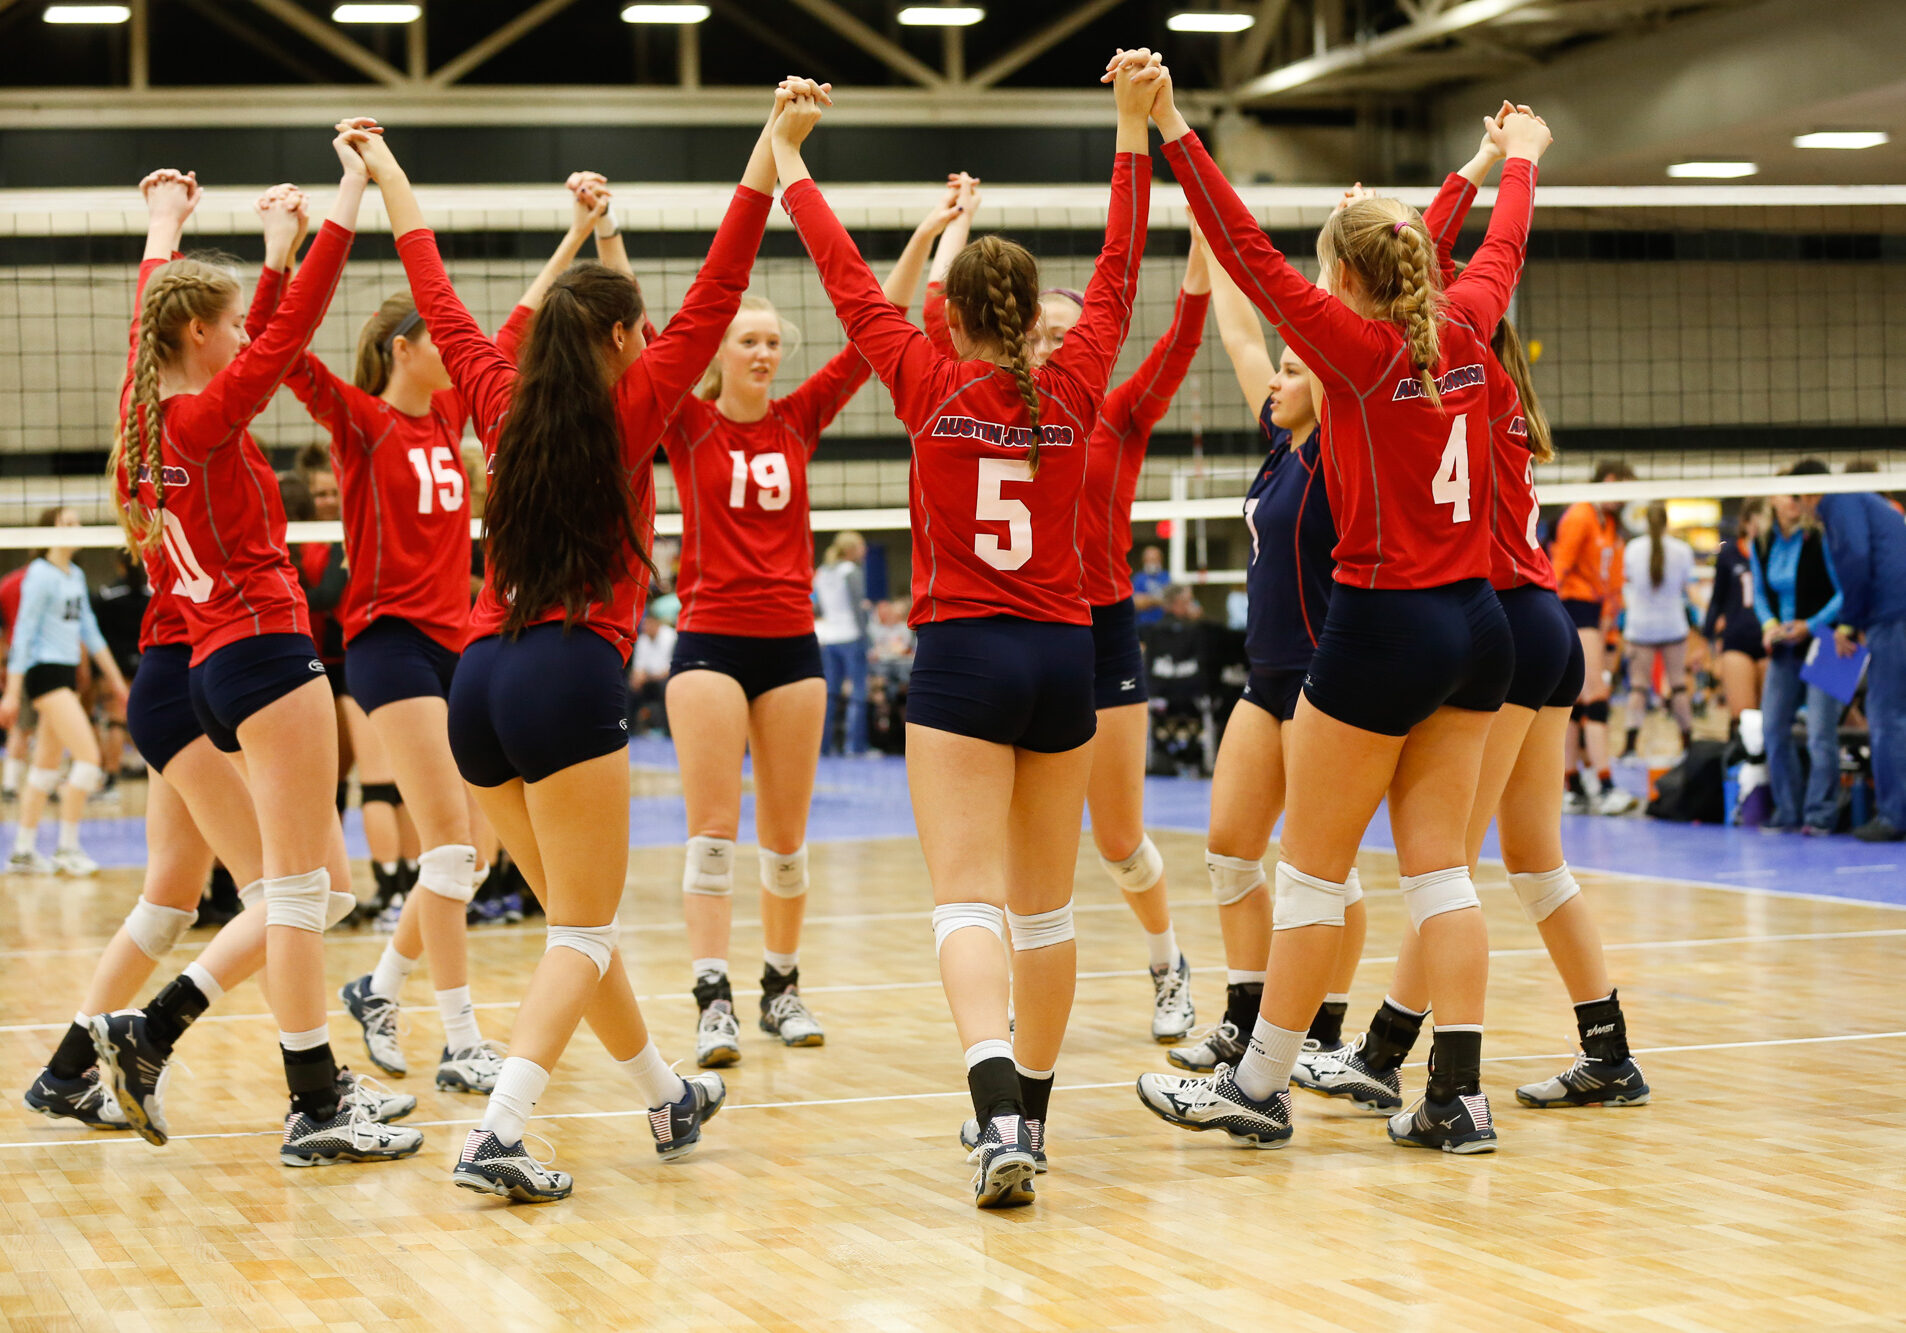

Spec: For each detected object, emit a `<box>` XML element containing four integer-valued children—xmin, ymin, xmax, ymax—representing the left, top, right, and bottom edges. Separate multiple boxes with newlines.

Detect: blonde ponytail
<box><xmin>1318</xmin><ymin>198</ymin><xmax>1447</xmax><ymax>406</ymax></box>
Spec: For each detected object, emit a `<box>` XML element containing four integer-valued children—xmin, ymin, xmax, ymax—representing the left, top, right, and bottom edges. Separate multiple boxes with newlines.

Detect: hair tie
<box><xmin>383</xmin><ymin>308</ymin><xmax>424</xmax><ymax>351</ymax></box>
<box><xmin>1040</xmin><ymin>287</ymin><xmax>1085</xmax><ymax>309</ymax></box>
<box><xmin>1393</xmin><ymin>221</ymin><xmax>1408</xmax><ymax>235</ymax></box>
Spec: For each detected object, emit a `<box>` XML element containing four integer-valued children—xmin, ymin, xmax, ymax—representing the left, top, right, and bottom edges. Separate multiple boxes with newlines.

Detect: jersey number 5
<box><xmin>974</xmin><ymin>458</ymin><xmax>1033</xmax><ymax>572</ymax></box>
<box><xmin>1432</xmin><ymin>414</ymin><xmax>1471</xmax><ymax>524</ymax></box>
<box><xmin>408</xmin><ymin>446</ymin><xmax>466</xmax><ymax>515</ymax></box>
<box><xmin>727</xmin><ymin>451</ymin><xmax>791</xmax><ymax>511</ymax></box>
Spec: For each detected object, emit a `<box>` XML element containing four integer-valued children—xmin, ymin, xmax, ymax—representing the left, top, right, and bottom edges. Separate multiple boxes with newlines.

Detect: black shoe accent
<box><xmin>759</xmin><ymin>964</ymin><xmax>798</xmax><ymax>1006</ymax></box>
<box><xmin>1574</xmin><ymin>990</ymin><xmax>1630</xmax><ymax>1063</ymax></box>
<box><xmin>1426</xmin><ymin>1028</ymin><xmax>1482</xmax><ymax>1103</ymax></box>
<box><xmin>144</xmin><ymin>974</ymin><xmax>210</xmax><ymax>1056</ymax></box>
<box><xmin>1223</xmin><ymin>982</ymin><xmax>1263</xmax><ymax>1036</ymax></box>
<box><xmin>1308</xmin><ymin>999</ymin><xmax>1348</xmax><ymax>1049</ymax></box>
<box><xmin>1363</xmin><ymin>999</ymin><xmax>1426</xmax><ymax>1076</ymax></box>
<box><xmin>283</xmin><ymin>1043</ymin><xmax>341</xmax><ymax>1121</ymax></box>
<box><xmin>692</xmin><ymin>972</ymin><xmax>734</xmax><ymax>1012</ymax></box>
<box><xmin>1017</xmin><ymin>1068</ymin><xmax>1054</xmax><ymax>1124</ymax></box>
<box><xmin>48</xmin><ymin>1020</ymin><xmax>98</xmax><ymax>1081</ymax></box>
<box><xmin>966</xmin><ymin>1055</ymin><xmax>1021</xmax><ymax>1125</ymax></box>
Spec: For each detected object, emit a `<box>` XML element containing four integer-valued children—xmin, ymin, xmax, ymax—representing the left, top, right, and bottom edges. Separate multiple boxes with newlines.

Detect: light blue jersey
<box><xmin>6</xmin><ymin>558</ymin><xmax>105</xmax><ymax>675</ymax></box>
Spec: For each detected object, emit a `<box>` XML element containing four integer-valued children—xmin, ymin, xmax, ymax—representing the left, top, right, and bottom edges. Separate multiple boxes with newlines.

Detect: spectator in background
<box><xmin>814</xmin><ymin>532</ymin><xmax>870</xmax><ymax>757</ymax></box>
<box><xmin>0</xmin><ymin>559</ymin><xmax>32</xmax><ymax>799</ymax></box>
<box><xmin>1621</xmin><ymin>501</ymin><xmax>1697</xmax><ymax>756</ymax></box>
<box><xmin>869</xmin><ymin>598</ymin><xmax>914</xmax><ymax>691</ymax></box>
<box><xmin>629</xmin><ymin>613</ymin><xmax>676</xmax><ymax>737</ymax></box>
<box><xmin>1163</xmin><ymin>584</ymin><xmax>1203</xmax><ymax>623</ymax></box>
<box><xmin>1132</xmin><ymin>544</ymin><xmax>1168</xmax><ymax>627</ymax></box>
<box><xmin>1224</xmin><ymin>583</ymin><xmax>1248</xmax><ymax>632</ymax></box>
<box><xmin>89</xmin><ymin>549</ymin><xmax>150</xmax><ymax>795</ymax></box>
<box><xmin>1704</xmin><ymin>497</ymin><xmax>1768</xmax><ymax>734</ymax></box>
<box><xmin>1841</xmin><ymin>459</ymin><xmax>1905</xmax><ymax>518</ymax></box>
<box><xmin>1751</xmin><ymin>473</ymin><xmax>1844</xmax><ymax>835</ymax></box>
<box><xmin>1554</xmin><ymin>459</ymin><xmax>1637</xmax><ymax>815</ymax></box>
<box><xmin>1799</xmin><ymin>460</ymin><xmax>1906</xmax><ymax>842</ymax></box>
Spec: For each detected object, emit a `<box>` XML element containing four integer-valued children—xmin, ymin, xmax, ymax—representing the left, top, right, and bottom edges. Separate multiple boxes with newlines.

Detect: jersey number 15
<box><xmin>408</xmin><ymin>446</ymin><xmax>466</xmax><ymax>515</ymax></box>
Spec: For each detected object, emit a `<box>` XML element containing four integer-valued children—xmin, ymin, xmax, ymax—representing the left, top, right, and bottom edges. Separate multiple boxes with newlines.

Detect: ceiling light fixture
<box><xmin>331</xmin><ymin>4</ymin><xmax>421</xmax><ymax>21</ymax></box>
<box><xmin>620</xmin><ymin>3</ymin><xmax>711</xmax><ymax>20</ymax></box>
<box><xmin>1167</xmin><ymin>12</ymin><xmax>1255</xmax><ymax>32</ymax></box>
<box><xmin>896</xmin><ymin>7</ymin><xmax>984</xmax><ymax>25</ymax></box>
<box><xmin>42</xmin><ymin>5</ymin><xmax>131</xmax><ymax>22</ymax></box>
<box><xmin>1666</xmin><ymin>161</ymin><xmax>1759</xmax><ymax>179</ymax></box>
<box><xmin>1793</xmin><ymin>131</ymin><xmax>1890</xmax><ymax>150</ymax></box>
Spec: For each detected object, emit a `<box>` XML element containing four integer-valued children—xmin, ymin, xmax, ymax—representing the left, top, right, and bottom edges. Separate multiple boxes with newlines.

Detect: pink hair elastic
<box><xmin>1394</xmin><ymin>221</ymin><xmax>1408</xmax><ymax>235</ymax></box>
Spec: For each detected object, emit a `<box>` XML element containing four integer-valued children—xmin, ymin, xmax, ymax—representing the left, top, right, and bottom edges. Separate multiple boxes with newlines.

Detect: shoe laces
<box><xmin>338</xmin><ymin>1069</ymin><xmax>398</xmax><ymax>1115</ymax></box>
<box><xmin>1557</xmin><ymin>1051</ymin><xmax>1596</xmax><ymax>1088</ymax></box>
<box><xmin>1153</xmin><ymin>965</ymin><xmax>1191</xmax><ymax>1009</ymax></box>
<box><xmin>765</xmin><ymin>990</ymin><xmax>812</xmax><ymax>1025</ymax></box>
<box><xmin>451</xmin><ymin>1039</ymin><xmax>507</xmax><ymax>1068</ymax></box>
<box><xmin>1175</xmin><ymin>1018</ymin><xmax>1238</xmax><ymax>1052</ymax></box>
<box><xmin>699</xmin><ymin>1004</ymin><xmax>739</xmax><ymax>1037</ymax></box>
<box><xmin>520</xmin><ymin>1129</ymin><xmax>558</xmax><ymax>1173</ymax></box>
<box><xmin>341</xmin><ymin>1095</ymin><xmax>403</xmax><ymax>1146</ymax></box>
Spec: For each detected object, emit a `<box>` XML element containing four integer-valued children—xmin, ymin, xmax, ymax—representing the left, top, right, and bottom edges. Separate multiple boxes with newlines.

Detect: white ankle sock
<box><xmin>480</xmin><ymin>1056</ymin><xmax>549</xmax><ymax>1144</ymax></box>
<box><xmin>620</xmin><ymin>1041</ymin><xmax>687</xmax><ymax>1107</ymax></box>
<box><xmin>13</xmin><ymin>823</ymin><xmax>35</xmax><ymax>856</ymax></box>
<box><xmin>369</xmin><ymin>944</ymin><xmax>417</xmax><ymax>1000</ymax></box>
<box><xmin>1233</xmin><ymin>1016</ymin><xmax>1306</xmax><ymax>1101</ymax></box>
<box><xmin>437</xmin><ymin>986</ymin><xmax>480</xmax><ymax>1052</ymax></box>
<box><xmin>2</xmin><ymin>758</ymin><xmax>22</xmax><ymax>791</ymax></box>
<box><xmin>183</xmin><ymin>960</ymin><xmax>224</xmax><ymax>1005</ymax></box>
<box><xmin>763</xmin><ymin>950</ymin><xmax>798</xmax><ymax>975</ymax></box>
<box><xmin>57</xmin><ymin>822</ymin><xmax>80</xmax><ymax>854</ymax></box>
<box><xmin>279</xmin><ymin>1024</ymin><xmax>330</xmax><ymax>1053</ymax></box>
<box><xmin>1146</xmin><ymin>925</ymin><xmax>1179</xmax><ymax>973</ymax></box>
<box><xmin>692</xmin><ymin>957</ymin><xmax>728</xmax><ymax>982</ymax></box>
<box><xmin>1226</xmin><ymin>969</ymin><xmax>1267</xmax><ymax>987</ymax></box>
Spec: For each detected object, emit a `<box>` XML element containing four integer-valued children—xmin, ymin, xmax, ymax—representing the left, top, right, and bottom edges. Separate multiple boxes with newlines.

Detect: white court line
<box><xmin>6</xmin><ymin>925</ymin><xmax>1905</xmax><ymax>1037</ymax></box>
<box><xmin>4</xmin><ymin>1028</ymin><xmax>1902</xmax><ymax>1152</ymax></box>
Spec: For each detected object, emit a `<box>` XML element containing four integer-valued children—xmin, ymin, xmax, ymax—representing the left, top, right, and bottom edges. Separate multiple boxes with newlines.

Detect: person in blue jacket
<box><xmin>1794</xmin><ymin>459</ymin><xmax>1906</xmax><ymax>842</ymax></box>
<box><xmin>1748</xmin><ymin>476</ymin><xmax>1844</xmax><ymax>835</ymax></box>
<box><xmin>0</xmin><ymin>509</ymin><xmax>130</xmax><ymax>875</ymax></box>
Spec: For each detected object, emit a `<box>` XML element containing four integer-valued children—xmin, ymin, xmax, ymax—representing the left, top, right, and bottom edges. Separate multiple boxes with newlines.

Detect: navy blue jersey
<box><xmin>1245</xmin><ymin>402</ymin><xmax>1336</xmax><ymax>673</ymax></box>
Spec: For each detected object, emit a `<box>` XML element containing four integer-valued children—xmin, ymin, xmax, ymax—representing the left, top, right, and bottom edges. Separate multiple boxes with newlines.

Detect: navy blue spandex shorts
<box><xmin>1090</xmin><ymin>598</ymin><xmax>1149</xmax><ymax>711</ymax></box>
<box><xmin>906</xmin><ymin>616</ymin><xmax>1096</xmax><ymax>753</ymax></box>
<box><xmin>449</xmin><ymin>624</ymin><xmax>630</xmax><ymax>787</ymax></box>
<box><xmin>126</xmin><ymin>644</ymin><xmax>202</xmax><ymax>773</ymax></box>
<box><xmin>1239</xmin><ymin>666</ymin><xmax>1306</xmax><ymax>722</ymax></box>
<box><xmin>669</xmin><ymin>630</ymin><xmax>823</xmax><ymax>701</ymax></box>
<box><xmin>346</xmin><ymin>617</ymin><xmax>461</xmax><ymax>714</ymax></box>
<box><xmin>1498</xmin><ymin>585</ymin><xmax>1586</xmax><ymax>711</ymax></box>
<box><xmin>189</xmin><ymin>634</ymin><xmax>329</xmax><ymax>755</ymax></box>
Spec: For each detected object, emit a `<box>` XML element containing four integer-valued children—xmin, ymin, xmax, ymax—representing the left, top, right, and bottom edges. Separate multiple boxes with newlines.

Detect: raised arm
<box><xmin>139</xmin><ymin>169</ymin><xmax>198</xmax><ymax>263</ymax></box>
<box><xmin>356</xmin><ymin>125</ymin><xmax>521</xmax><ymax>441</ymax></box>
<box><xmin>922</xmin><ymin>174</ymin><xmax>976</xmax><ymax>357</ymax></box>
<box><xmin>1423</xmin><ymin>106</ymin><xmax>1510</xmax><ymax>285</ymax></box>
<box><xmin>1204</xmin><ymin>224</ymin><xmax>1275</xmax><ymax>421</ymax></box>
<box><xmin>884</xmin><ymin>181</ymin><xmax>963</xmax><ymax>310</ymax></box>
<box><xmin>1146</xmin><ymin>66</ymin><xmax>1387</xmax><ymax>390</ymax></box>
<box><xmin>1102</xmin><ymin>243</ymin><xmax>1210</xmax><ymax>439</ymax></box>
<box><xmin>1443</xmin><ymin>109</ymin><xmax>1549</xmax><ymax>332</ymax></box>
<box><xmin>519</xmin><ymin>186</ymin><xmax>607</xmax><ymax>315</ymax></box>
<box><xmin>775</xmin><ymin>85</ymin><xmax>944</xmax><ymax>409</ymax></box>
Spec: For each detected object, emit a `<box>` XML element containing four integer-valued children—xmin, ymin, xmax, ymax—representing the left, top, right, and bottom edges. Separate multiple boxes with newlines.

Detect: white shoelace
<box><xmin>765</xmin><ymin>992</ymin><xmax>813</xmax><ymax>1027</ymax></box>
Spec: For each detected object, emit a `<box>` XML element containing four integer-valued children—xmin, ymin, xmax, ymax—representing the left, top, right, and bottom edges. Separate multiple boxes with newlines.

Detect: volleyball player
<box><xmin>354</xmin><ymin>99</ymin><xmax>782</xmax><ymax>1201</ymax></box>
<box><xmin>93</xmin><ymin>130</ymin><xmax>421</xmax><ymax>1167</ymax></box>
<box><xmin>237</xmin><ymin>188</ymin><xmax>504</xmax><ymax>1097</ymax></box>
<box><xmin>1162</xmin><ymin>227</ymin><xmax>1363</xmax><ymax>1074</ymax></box>
<box><xmin>1621</xmin><ymin>502</ymin><xmax>1697</xmax><ymax>756</ymax></box>
<box><xmin>775</xmin><ymin>53</ymin><xmax>1155</xmax><ymax>1206</ymax></box>
<box><xmin>923</xmin><ymin>185</ymin><xmax>1210</xmax><ymax>1043</ymax></box>
<box><xmin>1555</xmin><ymin>459</ymin><xmax>1639</xmax><ymax>814</ymax></box>
<box><xmin>1704</xmin><ymin>497</ymin><xmax>1768</xmax><ymax>729</ymax></box>
<box><xmin>1304</xmin><ymin>144</ymin><xmax>1648</xmax><ymax>1115</ymax></box>
<box><xmin>1136</xmin><ymin>73</ymin><xmax>1547</xmax><ymax>1154</ymax></box>
<box><xmin>1</xmin><ymin>508</ymin><xmax>128</xmax><ymax>876</ymax></box>
<box><xmin>664</xmin><ymin>188</ymin><xmax>959</xmax><ymax>1068</ymax></box>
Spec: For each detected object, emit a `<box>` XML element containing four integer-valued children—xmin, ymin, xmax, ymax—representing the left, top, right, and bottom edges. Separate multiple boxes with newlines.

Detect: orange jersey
<box><xmin>1553</xmin><ymin>502</ymin><xmax>1624</xmax><ymax>612</ymax></box>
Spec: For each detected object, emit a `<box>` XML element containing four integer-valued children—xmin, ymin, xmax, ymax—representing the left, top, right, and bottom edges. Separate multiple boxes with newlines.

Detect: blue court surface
<box><xmin>43</xmin><ymin>736</ymin><xmax>1906</xmax><ymax>910</ymax></box>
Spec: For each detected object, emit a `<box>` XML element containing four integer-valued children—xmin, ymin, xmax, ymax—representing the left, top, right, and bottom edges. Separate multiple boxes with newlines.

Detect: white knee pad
<box><xmin>931</xmin><ymin>901</ymin><xmax>1006</xmax><ymax>954</ymax></box>
<box><xmin>1344</xmin><ymin>868</ymin><xmax>1364</xmax><ymax>907</ymax></box>
<box><xmin>1399</xmin><ymin>866</ymin><xmax>1481</xmax><ymax>931</ymax></box>
<box><xmin>1511</xmin><ymin>865</ymin><xmax>1581</xmax><ymax>924</ymax></box>
<box><xmin>26</xmin><ymin>766</ymin><xmax>61</xmax><ymax>794</ymax></box>
<box><xmin>682</xmin><ymin>836</ymin><xmax>735</xmax><ymax>897</ymax></box>
<box><xmin>1007</xmin><ymin>900</ymin><xmax>1076</xmax><ymax>951</ymax></box>
<box><xmin>546</xmin><ymin>921</ymin><xmax>618</xmax><ymax>977</ymax></box>
<box><xmin>1099</xmin><ymin>834</ymin><xmax>1165</xmax><ymax>894</ymax></box>
<box><xmin>326</xmin><ymin>890</ymin><xmax>357</xmax><ymax>929</ymax></box>
<box><xmin>417</xmin><ymin>843</ymin><xmax>480</xmax><ymax>904</ymax></box>
<box><xmin>1206</xmin><ymin>851</ymin><xmax>1267</xmax><ymax>907</ymax></box>
<box><xmin>1271</xmin><ymin>862</ymin><xmax>1348</xmax><ymax>930</ymax></box>
<box><xmin>67</xmin><ymin>761</ymin><xmax>105</xmax><ymax>795</ymax></box>
<box><xmin>238</xmin><ymin>879</ymin><xmax>264</xmax><ymax>911</ymax></box>
<box><xmin>124</xmin><ymin>899</ymin><xmax>197</xmax><ymax>960</ymax></box>
<box><xmin>759</xmin><ymin>845</ymin><xmax>809</xmax><ymax>900</ymax></box>
<box><xmin>263</xmin><ymin>868</ymin><xmax>331</xmax><ymax>934</ymax></box>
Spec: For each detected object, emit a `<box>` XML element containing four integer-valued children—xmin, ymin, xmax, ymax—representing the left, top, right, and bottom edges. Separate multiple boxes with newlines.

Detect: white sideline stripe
<box><xmin>6</xmin><ymin>925</ymin><xmax>1906</xmax><ymax>1037</ymax></box>
<box><xmin>7</xmin><ymin>1029</ymin><xmax>1905</xmax><ymax>1152</ymax></box>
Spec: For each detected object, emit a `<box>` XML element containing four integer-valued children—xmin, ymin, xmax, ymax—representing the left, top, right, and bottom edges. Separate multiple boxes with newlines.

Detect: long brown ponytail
<box><xmin>355</xmin><ymin>292</ymin><xmax>421</xmax><ymax>395</ymax></box>
<box><xmin>107</xmin><ymin>259</ymin><xmax>240</xmax><ymax>556</ymax></box>
<box><xmin>1318</xmin><ymin>198</ymin><xmax>1444</xmax><ymax>405</ymax></box>
<box><xmin>1491</xmin><ymin>315</ymin><xmax>1553</xmax><ymax>463</ymax></box>
<box><xmin>1646</xmin><ymin>500</ymin><xmax>1668</xmax><ymax>588</ymax></box>
<box><xmin>485</xmin><ymin>260</ymin><xmax>654</xmax><ymax>635</ymax></box>
<box><xmin>944</xmin><ymin>236</ymin><xmax>1044</xmax><ymax>474</ymax></box>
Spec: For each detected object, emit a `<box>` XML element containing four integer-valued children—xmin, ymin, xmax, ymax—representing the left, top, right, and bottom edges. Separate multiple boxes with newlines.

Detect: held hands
<box><xmin>566</xmin><ymin>171</ymin><xmax>611</xmax><ymax>233</ymax></box>
<box><xmin>915</xmin><ymin>175</ymin><xmax>967</xmax><ymax>239</ymax></box>
<box><xmin>334</xmin><ymin>117</ymin><xmax>398</xmax><ymax>181</ymax></box>
<box><xmin>254</xmin><ymin>183</ymin><xmax>308</xmax><ymax>253</ymax></box>
<box><xmin>1476</xmin><ymin>101</ymin><xmax>1517</xmax><ymax>164</ymax></box>
<box><xmin>772</xmin><ymin>77</ymin><xmax>832</xmax><ymax>148</ymax></box>
<box><xmin>1333</xmin><ymin>182</ymin><xmax>1375</xmax><ymax>215</ymax></box>
<box><xmin>1101</xmin><ymin>47</ymin><xmax>1166</xmax><ymax>118</ymax></box>
<box><xmin>952</xmin><ymin>171</ymin><xmax>982</xmax><ymax>215</ymax></box>
<box><xmin>1489</xmin><ymin>105</ymin><xmax>1553</xmax><ymax>163</ymax></box>
<box><xmin>140</xmin><ymin>169</ymin><xmax>200</xmax><ymax>223</ymax></box>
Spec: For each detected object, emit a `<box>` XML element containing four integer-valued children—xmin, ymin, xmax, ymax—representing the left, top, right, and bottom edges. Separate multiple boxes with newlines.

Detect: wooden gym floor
<box><xmin>2</xmin><ymin>767</ymin><xmax>1903</xmax><ymax>1331</ymax></box>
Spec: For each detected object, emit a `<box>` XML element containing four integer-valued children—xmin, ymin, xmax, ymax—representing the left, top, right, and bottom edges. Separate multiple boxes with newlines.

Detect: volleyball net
<box><xmin>2</xmin><ymin>180</ymin><xmax>1902</xmax><ymax>586</ymax></box>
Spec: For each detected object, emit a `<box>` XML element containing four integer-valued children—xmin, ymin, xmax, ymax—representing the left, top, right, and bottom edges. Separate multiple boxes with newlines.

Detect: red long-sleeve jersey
<box><xmin>282</xmin><ymin>354</ymin><xmax>473</xmax><ymax>651</ymax></box>
<box><xmin>665</xmin><ymin>346</ymin><xmax>872</xmax><ymax>637</ymax></box>
<box><xmin>1168</xmin><ymin>132</ymin><xmax>1535</xmax><ymax>591</ymax></box>
<box><xmin>1422</xmin><ymin>172</ymin><xmax>1555</xmax><ymax>593</ymax></box>
<box><xmin>782</xmin><ymin>155</ymin><xmax>1147</xmax><ymax>628</ymax></box>
<box><xmin>396</xmin><ymin>186</ymin><xmax>772</xmax><ymax>661</ymax></box>
<box><xmin>1080</xmin><ymin>289</ymin><xmax>1207</xmax><ymax>606</ymax></box>
<box><xmin>123</xmin><ymin>226</ymin><xmax>352</xmax><ymax>664</ymax></box>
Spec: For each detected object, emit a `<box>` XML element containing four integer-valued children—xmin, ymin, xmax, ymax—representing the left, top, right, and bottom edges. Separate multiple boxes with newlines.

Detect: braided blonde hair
<box><xmin>1318</xmin><ymin>198</ymin><xmax>1445</xmax><ymax>406</ymax></box>
<box><xmin>944</xmin><ymin>236</ymin><xmax>1044</xmax><ymax>475</ymax></box>
<box><xmin>107</xmin><ymin>259</ymin><xmax>241</xmax><ymax>556</ymax></box>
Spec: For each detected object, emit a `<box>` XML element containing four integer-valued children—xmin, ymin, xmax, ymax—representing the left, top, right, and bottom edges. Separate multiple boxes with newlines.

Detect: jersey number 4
<box><xmin>1432</xmin><ymin>415</ymin><xmax>1472</xmax><ymax>524</ymax></box>
<box><xmin>975</xmin><ymin>458</ymin><xmax>1033</xmax><ymax>572</ymax></box>
<box><xmin>407</xmin><ymin>446</ymin><xmax>466</xmax><ymax>515</ymax></box>
<box><xmin>728</xmin><ymin>451</ymin><xmax>791</xmax><ymax>511</ymax></box>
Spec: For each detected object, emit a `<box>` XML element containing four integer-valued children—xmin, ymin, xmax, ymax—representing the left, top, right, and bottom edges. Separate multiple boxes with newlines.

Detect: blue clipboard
<box><xmin>1801</xmin><ymin>636</ymin><xmax>1870</xmax><ymax>705</ymax></box>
